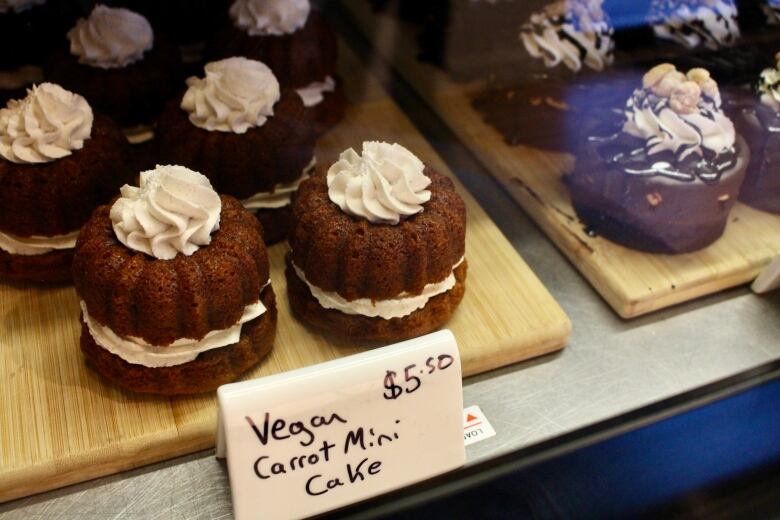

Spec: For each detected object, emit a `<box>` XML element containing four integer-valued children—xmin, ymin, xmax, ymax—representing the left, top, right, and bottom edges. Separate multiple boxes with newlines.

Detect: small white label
<box><xmin>752</xmin><ymin>257</ymin><xmax>780</xmax><ymax>294</ymax></box>
<box><xmin>216</xmin><ymin>330</ymin><xmax>465</xmax><ymax>520</ymax></box>
<box><xmin>463</xmin><ymin>405</ymin><xmax>496</xmax><ymax>446</ymax></box>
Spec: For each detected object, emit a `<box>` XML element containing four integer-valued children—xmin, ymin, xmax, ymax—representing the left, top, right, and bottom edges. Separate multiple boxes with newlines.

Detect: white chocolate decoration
<box><xmin>181</xmin><ymin>57</ymin><xmax>280</xmax><ymax>134</ymax></box>
<box><xmin>0</xmin><ymin>83</ymin><xmax>93</xmax><ymax>164</ymax></box>
<box><xmin>230</xmin><ymin>0</ymin><xmax>310</xmax><ymax>36</ymax></box>
<box><xmin>68</xmin><ymin>5</ymin><xmax>154</xmax><ymax>69</ymax></box>
<box><xmin>327</xmin><ymin>142</ymin><xmax>431</xmax><ymax>225</ymax></box>
<box><xmin>110</xmin><ymin>165</ymin><xmax>222</xmax><ymax>260</ymax></box>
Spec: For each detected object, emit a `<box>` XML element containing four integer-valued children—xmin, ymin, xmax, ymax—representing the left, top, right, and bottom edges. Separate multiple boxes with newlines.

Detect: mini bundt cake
<box><xmin>286</xmin><ymin>142</ymin><xmax>467</xmax><ymax>341</ymax></box>
<box><xmin>0</xmin><ymin>83</ymin><xmax>133</xmax><ymax>282</ymax></box>
<box><xmin>44</xmin><ymin>5</ymin><xmax>181</xmax><ymax>128</ymax></box>
<box><xmin>157</xmin><ymin>57</ymin><xmax>317</xmax><ymax>244</ymax></box>
<box><xmin>207</xmin><ymin>0</ymin><xmax>345</xmax><ymax>137</ymax></box>
<box><xmin>73</xmin><ymin>165</ymin><xmax>276</xmax><ymax>395</ymax></box>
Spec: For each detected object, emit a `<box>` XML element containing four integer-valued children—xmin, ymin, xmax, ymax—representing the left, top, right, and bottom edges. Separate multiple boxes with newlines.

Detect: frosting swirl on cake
<box><xmin>758</xmin><ymin>53</ymin><xmax>780</xmax><ymax>112</ymax></box>
<box><xmin>229</xmin><ymin>0</ymin><xmax>310</xmax><ymax>36</ymax></box>
<box><xmin>650</xmin><ymin>0</ymin><xmax>740</xmax><ymax>50</ymax></box>
<box><xmin>68</xmin><ymin>5</ymin><xmax>154</xmax><ymax>69</ymax></box>
<box><xmin>181</xmin><ymin>57</ymin><xmax>280</xmax><ymax>134</ymax></box>
<box><xmin>623</xmin><ymin>64</ymin><xmax>735</xmax><ymax>161</ymax></box>
<box><xmin>327</xmin><ymin>142</ymin><xmax>431</xmax><ymax>225</ymax></box>
<box><xmin>0</xmin><ymin>0</ymin><xmax>44</xmax><ymax>14</ymax></box>
<box><xmin>0</xmin><ymin>83</ymin><xmax>93</xmax><ymax>164</ymax></box>
<box><xmin>520</xmin><ymin>0</ymin><xmax>614</xmax><ymax>73</ymax></box>
<box><xmin>110</xmin><ymin>165</ymin><xmax>222</xmax><ymax>260</ymax></box>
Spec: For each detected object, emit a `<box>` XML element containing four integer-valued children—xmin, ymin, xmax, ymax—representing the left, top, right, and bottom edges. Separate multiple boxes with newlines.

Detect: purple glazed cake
<box><xmin>566</xmin><ymin>64</ymin><xmax>748</xmax><ymax>254</ymax></box>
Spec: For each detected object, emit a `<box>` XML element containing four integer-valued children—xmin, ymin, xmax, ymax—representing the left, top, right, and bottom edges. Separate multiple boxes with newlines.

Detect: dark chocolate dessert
<box><xmin>207</xmin><ymin>0</ymin><xmax>344</xmax><ymax>135</ymax></box>
<box><xmin>156</xmin><ymin>57</ymin><xmax>317</xmax><ymax>244</ymax></box>
<box><xmin>43</xmin><ymin>5</ymin><xmax>181</xmax><ymax>128</ymax></box>
<box><xmin>649</xmin><ymin>0</ymin><xmax>741</xmax><ymax>50</ymax></box>
<box><xmin>729</xmin><ymin>52</ymin><xmax>780</xmax><ymax>213</ymax></box>
<box><xmin>566</xmin><ymin>63</ymin><xmax>748</xmax><ymax>254</ymax></box>
<box><xmin>471</xmin><ymin>0</ymin><xmax>616</xmax><ymax>151</ymax></box>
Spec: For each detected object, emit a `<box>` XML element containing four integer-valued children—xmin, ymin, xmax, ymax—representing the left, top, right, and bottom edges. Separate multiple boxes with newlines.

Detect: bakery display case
<box><xmin>0</xmin><ymin>0</ymin><xmax>779</xmax><ymax>518</ymax></box>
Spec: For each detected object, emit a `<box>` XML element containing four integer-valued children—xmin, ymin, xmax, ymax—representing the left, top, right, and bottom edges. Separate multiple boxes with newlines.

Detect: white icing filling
<box><xmin>181</xmin><ymin>57</ymin><xmax>280</xmax><ymax>134</ymax></box>
<box><xmin>230</xmin><ymin>0</ymin><xmax>310</xmax><ymax>36</ymax></box>
<box><xmin>296</xmin><ymin>76</ymin><xmax>336</xmax><ymax>107</ymax></box>
<box><xmin>242</xmin><ymin>157</ymin><xmax>315</xmax><ymax>210</ymax></box>
<box><xmin>0</xmin><ymin>83</ymin><xmax>93</xmax><ymax>164</ymax></box>
<box><xmin>80</xmin><ymin>283</ymin><xmax>270</xmax><ymax>367</ymax></box>
<box><xmin>327</xmin><ymin>142</ymin><xmax>431</xmax><ymax>225</ymax></box>
<box><xmin>68</xmin><ymin>5</ymin><xmax>154</xmax><ymax>69</ymax></box>
<box><xmin>0</xmin><ymin>228</ymin><xmax>78</xmax><ymax>255</ymax></box>
<box><xmin>292</xmin><ymin>258</ymin><xmax>464</xmax><ymax>320</ymax></box>
<box><xmin>110</xmin><ymin>165</ymin><xmax>222</xmax><ymax>260</ymax></box>
<box><xmin>0</xmin><ymin>0</ymin><xmax>44</xmax><ymax>14</ymax></box>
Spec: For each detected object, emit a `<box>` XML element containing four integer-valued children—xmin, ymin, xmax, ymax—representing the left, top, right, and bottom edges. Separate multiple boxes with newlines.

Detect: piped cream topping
<box><xmin>181</xmin><ymin>57</ymin><xmax>280</xmax><ymax>134</ymax></box>
<box><xmin>623</xmin><ymin>64</ymin><xmax>735</xmax><ymax>160</ymax></box>
<box><xmin>230</xmin><ymin>0</ymin><xmax>310</xmax><ymax>36</ymax></box>
<box><xmin>327</xmin><ymin>142</ymin><xmax>431</xmax><ymax>225</ymax></box>
<box><xmin>759</xmin><ymin>52</ymin><xmax>780</xmax><ymax>112</ymax></box>
<box><xmin>0</xmin><ymin>228</ymin><xmax>79</xmax><ymax>255</ymax></box>
<box><xmin>651</xmin><ymin>0</ymin><xmax>740</xmax><ymax>50</ymax></box>
<box><xmin>80</xmin><ymin>283</ymin><xmax>270</xmax><ymax>367</ymax></box>
<box><xmin>68</xmin><ymin>5</ymin><xmax>153</xmax><ymax>69</ymax></box>
<box><xmin>0</xmin><ymin>83</ymin><xmax>93</xmax><ymax>164</ymax></box>
<box><xmin>0</xmin><ymin>0</ymin><xmax>44</xmax><ymax>14</ymax></box>
<box><xmin>520</xmin><ymin>0</ymin><xmax>614</xmax><ymax>73</ymax></box>
<box><xmin>110</xmin><ymin>165</ymin><xmax>222</xmax><ymax>260</ymax></box>
<box><xmin>242</xmin><ymin>157</ymin><xmax>316</xmax><ymax>210</ymax></box>
<box><xmin>296</xmin><ymin>76</ymin><xmax>336</xmax><ymax>107</ymax></box>
<box><xmin>292</xmin><ymin>258</ymin><xmax>464</xmax><ymax>320</ymax></box>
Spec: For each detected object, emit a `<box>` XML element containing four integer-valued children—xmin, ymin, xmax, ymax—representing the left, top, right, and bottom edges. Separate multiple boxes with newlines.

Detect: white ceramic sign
<box><xmin>752</xmin><ymin>257</ymin><xmax>780</xmax><ymax>294</ymax></box>
<box><xmin>216</xmin><ymin>330</ymin><xmax>465</xmax><ymax>520</ymax></box>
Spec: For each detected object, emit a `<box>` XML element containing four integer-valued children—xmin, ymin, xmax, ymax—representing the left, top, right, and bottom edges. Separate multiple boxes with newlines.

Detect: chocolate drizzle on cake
<box><xmin>650</xmin><ymin>0</ymin><xmax>740</xmax><ymax>50</ymax></box>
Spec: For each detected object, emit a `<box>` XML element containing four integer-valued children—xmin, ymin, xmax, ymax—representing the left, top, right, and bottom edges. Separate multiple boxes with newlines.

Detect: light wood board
<box><xmin>0</xmin><ymin>42</ymin><xmax>570</xmax><ymax>503</ymax></box>
<box><xmin>341</xmin><ymin>1</ymin><xmax>780</xmax><ymax>318</ymax></box>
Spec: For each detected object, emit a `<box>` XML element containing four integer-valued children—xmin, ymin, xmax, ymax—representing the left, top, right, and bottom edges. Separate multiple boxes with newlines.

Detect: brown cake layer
<box><xmin>81</xmin><ymin>286</ymin><xmax>277</xmax><ymax>395</ymax></box>
<box><xmin>44</xmin><ymin>37</ymin><xmax>181</xmax><ymax>127</ymax></box>
<box><xmin>73</xmin><ymin>196</ymin><xmax>270</xmax><ymax>346</ymax></box>
<box><xmin>566</xmin><ymin>136</ymin><xmax>750</xmax><ymax>254</ymax></box>
<box><xmin>0</xmin><ymin>114</ymin><xmax>133</xmax><ymax>238</ymax></box>
<box><xmin>307</xmin><ymin>79</ymin><xmax>347</xmax><ymax>139</ymax></box>
<box><xmin>207</xmin><ymin>11</ymin><xmax>338</xmax><ymax>89</ymax></box>
<box><xmin>286</xmin><ymin>254</ymin><xmax>466</xmax><ymax>342</ymax></box>
<box><xmin>156</xmin><ymin>90</ymin><xmax>316</xmax><ymax>199</ymax></box>
<box><xmin>289</xmin><ymin>167</ymin><xmax>466</xmax><ymax>300</ymax></box>
<box><xmin>0</xmin><ymin>247</ymin><xmax>73</xmax><ymax>283</ymax></box>
<box><xmin>254</xmin><ymin>205</ymin><xmax>292</xmax><ymax>245</ymax></box>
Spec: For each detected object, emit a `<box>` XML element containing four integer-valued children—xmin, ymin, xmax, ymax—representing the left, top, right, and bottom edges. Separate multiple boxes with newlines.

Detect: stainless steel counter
<box><xmin>2</xmin><ymin>21</ymin><xmax>780</xmax><ymax>519</ymax></box>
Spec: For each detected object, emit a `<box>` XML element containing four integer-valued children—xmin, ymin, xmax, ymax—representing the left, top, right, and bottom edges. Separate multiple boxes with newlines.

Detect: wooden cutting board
<box><xmin>0</xmin><ymin>42</ymin><xmax>570</xmax><ymax>503</ymax></box>
<box><xmin>340</xmin><ymin>1</ymin><xmax>780</xmax><ymax>318</ymax></box>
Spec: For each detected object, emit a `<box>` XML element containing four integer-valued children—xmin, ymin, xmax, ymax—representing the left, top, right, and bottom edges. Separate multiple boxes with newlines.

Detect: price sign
<box><xmin>216</xmin><ymin>330</ymin><xmax>464</xmax><ymax>520</ymax></box>
<box><xmin>752</xmin><ymin>257</ymin><xmax>780</xmax><ymax>294</ymax></box>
